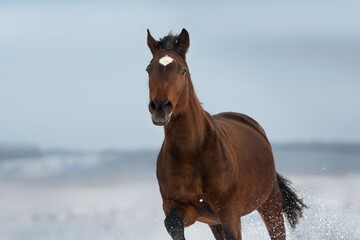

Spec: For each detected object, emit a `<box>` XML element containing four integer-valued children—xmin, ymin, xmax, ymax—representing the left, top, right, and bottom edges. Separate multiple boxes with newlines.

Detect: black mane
<box><xmin>158</xmin><ymin>32</ymin><xmax>186</xmax><ymax>58</ymax></box>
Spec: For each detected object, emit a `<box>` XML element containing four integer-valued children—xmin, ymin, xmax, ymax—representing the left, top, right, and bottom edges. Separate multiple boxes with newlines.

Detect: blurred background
<box><xmin>0</xmin><ymin>0</ymin><xmax>359</xmax><ymax>239</ymax></box>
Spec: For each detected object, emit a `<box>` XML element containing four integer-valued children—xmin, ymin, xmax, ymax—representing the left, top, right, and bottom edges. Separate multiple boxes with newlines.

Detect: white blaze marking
<box><xmin>199</xmin><ymin>198</ymin><xmax>204</xmax><ymax>203</ymax></box>
<box><xmin>159</xmin><ymin>55</ymin><xmax>174</xmax><ymax>66</ymax></box>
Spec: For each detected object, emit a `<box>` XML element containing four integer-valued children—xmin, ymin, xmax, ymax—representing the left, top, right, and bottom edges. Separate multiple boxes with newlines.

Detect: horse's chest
<box><xmin>157</xmin><ymin>164</ymin><xmax>205</xmax><ymax>202</ymax></box>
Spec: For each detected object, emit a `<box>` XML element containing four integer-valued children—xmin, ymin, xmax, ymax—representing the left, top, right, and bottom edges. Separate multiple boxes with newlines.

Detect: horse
<box><xmin>146</xmin><ymin>28</ymin><xmax>307</xmax><ymax>240</ymax></box>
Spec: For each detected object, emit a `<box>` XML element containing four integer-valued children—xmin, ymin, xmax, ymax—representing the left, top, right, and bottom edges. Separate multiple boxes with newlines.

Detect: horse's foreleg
<box><xmin>163</xmin><ymin>200</ymin><xmax>199</xmax><ymax>240</ymax></box>
<box><xmin>257</xmin><ymin>183</ymin><xmax>286</xmax><ymax>240</ymax></box>
<box><xmin>209</xmin><ymin>224</ymin><xmax>224</xmax><ymax>240</ymax></box>
<box><xmin>218</xmin><ymin>200</ymin><xmax>242</xmax><ymax>240</ymax></box>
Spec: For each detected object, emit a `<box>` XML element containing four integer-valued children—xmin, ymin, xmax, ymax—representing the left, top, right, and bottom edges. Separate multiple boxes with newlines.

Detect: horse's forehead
<box><xmin>159</xmin><ymin>55</ymin><xmax>174</xmax><ymax>66</ymax></box>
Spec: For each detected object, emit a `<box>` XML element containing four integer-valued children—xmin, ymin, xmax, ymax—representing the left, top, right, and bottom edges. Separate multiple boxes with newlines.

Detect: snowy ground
<box><xmin>0</xmin><ymin>151</ymin><xmax>359</xmax><ymax>240</ymax></box>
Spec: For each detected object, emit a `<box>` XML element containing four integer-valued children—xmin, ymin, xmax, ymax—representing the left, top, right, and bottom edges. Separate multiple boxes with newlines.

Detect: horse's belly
<box><xmin>197</xmin><ymin>216</ymin><xmax>221</xmax><ymax>225</ymax></box>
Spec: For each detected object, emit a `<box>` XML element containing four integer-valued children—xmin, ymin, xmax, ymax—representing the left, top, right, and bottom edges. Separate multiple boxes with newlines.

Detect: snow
<box><xmin>0</xmin><ymin>151</ymin><xmax>359</xmax><ymax>239</ymax></box>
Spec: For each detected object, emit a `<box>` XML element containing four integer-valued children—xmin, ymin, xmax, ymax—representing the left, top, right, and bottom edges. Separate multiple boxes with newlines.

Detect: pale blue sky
<box><xmin>1</xmin><ymin>1</ymin><xmax>360</xmax><ymax>150</ymax></box>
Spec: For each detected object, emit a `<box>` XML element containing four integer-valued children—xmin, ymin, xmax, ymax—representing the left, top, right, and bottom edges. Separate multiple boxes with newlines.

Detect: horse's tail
<box><xmin>276</xmin><ymin>173</ymin><xmax>307</xmax><ymax>228</ymax></box>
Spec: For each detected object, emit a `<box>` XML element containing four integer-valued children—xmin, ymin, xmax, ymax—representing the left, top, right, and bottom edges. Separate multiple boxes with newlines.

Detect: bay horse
<box><xmin>146</xmin><ymin>28</ymin><xmax>306</xmax><ymax>240</ymax></box>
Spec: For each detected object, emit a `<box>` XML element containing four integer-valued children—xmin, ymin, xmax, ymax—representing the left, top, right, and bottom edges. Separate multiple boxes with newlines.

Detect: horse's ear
<box><xmin>147</xmin><ymin>29</ymin><xmax>160</xmax><ymax>55</ymax></box>
<box><xmin>177</xmin><ymin>28</ymin><xmax>190</xmax><ymax>55</ymax></box>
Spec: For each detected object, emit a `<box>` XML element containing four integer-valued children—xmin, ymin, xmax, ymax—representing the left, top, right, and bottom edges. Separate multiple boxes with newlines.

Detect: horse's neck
<box><xmin>164</xmin><ymin>81</ymin><xmax>212</xmax><ymax>154</ymax></box>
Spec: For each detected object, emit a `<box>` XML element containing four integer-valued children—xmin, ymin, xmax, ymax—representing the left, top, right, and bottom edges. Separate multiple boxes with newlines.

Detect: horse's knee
<box><xmin>164</xmin><ymin>208</ymin><xmax>185</xmax><ymax>240</ymax></box>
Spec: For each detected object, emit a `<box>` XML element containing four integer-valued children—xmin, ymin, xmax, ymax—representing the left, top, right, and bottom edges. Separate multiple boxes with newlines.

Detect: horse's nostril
<box><xmin>150</xmin><ymin>99</ymin><xmax>173</xmax><ymax>114</ymax></box>
<box><xmin>163</xmin><ymin>101</ymin><xmax>173</xmax><ymax>113</ymax></box>
<box><xmin>150</xmin><ymin>100</ymin><xmax>157</xmax><ymax>111</ymax></box>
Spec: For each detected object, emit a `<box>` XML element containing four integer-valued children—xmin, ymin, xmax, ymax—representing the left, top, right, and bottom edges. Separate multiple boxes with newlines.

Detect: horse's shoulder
<box><xmin>212</xmin><ymin>112</ymin><xmax>268</xmax><ymax>139</ymax></box>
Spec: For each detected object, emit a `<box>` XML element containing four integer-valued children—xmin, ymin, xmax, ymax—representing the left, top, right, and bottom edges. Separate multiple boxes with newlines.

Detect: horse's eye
<box><xmin>181</xmin><ymin>68</ymin><xmax>187</xmax><ymax>75</ymax></box>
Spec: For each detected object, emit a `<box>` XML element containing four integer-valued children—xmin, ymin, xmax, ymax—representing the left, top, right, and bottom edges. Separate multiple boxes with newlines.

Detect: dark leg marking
<box><xmin>164</xmin><ymin>208</ymin><xmax>185</xmax><ymax>240</ymax></box>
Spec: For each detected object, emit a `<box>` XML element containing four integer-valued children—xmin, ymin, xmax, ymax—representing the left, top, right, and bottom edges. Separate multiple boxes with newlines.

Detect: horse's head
<box><xmin>146</xmin><ymin>29</ymin><xmax>190</xmax><ymax>126</ymax></box>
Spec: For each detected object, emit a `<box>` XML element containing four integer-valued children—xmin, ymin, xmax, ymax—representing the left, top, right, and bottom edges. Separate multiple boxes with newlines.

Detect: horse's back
<box><xmin>213</xmin><ymin>112</ymin><xmax>269</xmax><ymax>144</ymax></box>
<box><xmin>212</xmin><ymin>112</ymin><xmax>272</xmax><ymax>160</ymax></box>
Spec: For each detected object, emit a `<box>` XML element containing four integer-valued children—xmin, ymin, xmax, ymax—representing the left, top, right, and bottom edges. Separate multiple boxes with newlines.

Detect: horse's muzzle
<box><xmin>149</xmin><ymin>99</ymin><xmax>173</xmax><ymax>126</ymax></box>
